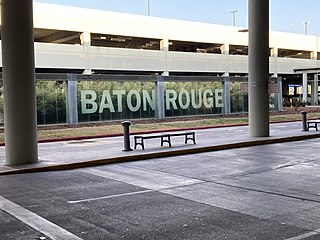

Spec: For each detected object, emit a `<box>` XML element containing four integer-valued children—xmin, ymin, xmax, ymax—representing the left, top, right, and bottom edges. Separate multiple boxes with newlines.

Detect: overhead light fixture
<box><xmin>100</xmin><ymin>36</ymin><xmax>107</xmax><ymax>40</ymax></box>
<box><xmin>110</xmin><ymin>37</ymin><xmax>126</xmax><ymax>42</ymax></box>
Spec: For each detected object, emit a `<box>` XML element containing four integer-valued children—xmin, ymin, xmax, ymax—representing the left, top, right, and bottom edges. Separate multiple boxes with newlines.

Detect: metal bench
<box><xmin>307</xmin><ymin>120</ymin><xmax>320</xmax><ymax>131</ymax></box>
<box><xmin>134</xmin><ymin>131</ymin><xmax>196</xmax><ymax>150</ymax></box>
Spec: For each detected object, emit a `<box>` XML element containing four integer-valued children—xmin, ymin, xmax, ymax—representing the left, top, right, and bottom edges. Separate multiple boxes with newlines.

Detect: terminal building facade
<box><xmin>1</xmin><ymin>3</ymin><xmax>319</xmax><ymax>125</ymax></box>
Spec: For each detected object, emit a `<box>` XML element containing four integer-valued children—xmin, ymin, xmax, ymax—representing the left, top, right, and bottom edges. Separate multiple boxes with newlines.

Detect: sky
<box><xmin>34</xmin><ymin>0</ymin><xmax>320</xmax><ymax>36</ymax></box>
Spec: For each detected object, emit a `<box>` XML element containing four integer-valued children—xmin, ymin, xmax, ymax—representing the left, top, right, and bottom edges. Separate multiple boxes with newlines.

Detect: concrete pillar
<box><xmin>270</xmin><ymin>48</ymin><xmax>278</xmax><ymax>77</ymax></box>
<box><xmin>66</xmin><ymin>74</ymin><xmax>78</xmax><ymax>124</ymax></box>
<box><xmin>312</xmin><ymin>73</ymin><xmax>319</xmax><ymax>105</ymax></box>
<box><xmin>161</xmin><ymin>39</ymin><xmax>169</xmax><ymax>75</ymax></box>
<box><xmin>160</xmin><ymin>39</ymin><xmax>169</xmax><ymax>51</ymax></box>
<box><xmin>156</xmin><ymin>75</ymin><xmax>165</xmax><ymax>119</ymax></box>
<box><xmin>302</xmin><ymin>72</ymin><xmax>308</xmax><ymax>103</ymax></box>
<box><xmin>223</xmin><ymin>74</ymin><xmax>231</xmax><ymax>115</ymax></box>
<box><xmin>310</xmin><ymin>51</ymin><xmax>317</xmax><ymax>60</ymax></box>
<box><xmin>80</xmin><ymin>31</ymin><xmax>91</xmax><ymax>46</ymax></box>
<box><xmin>276</xmin><ymin>77</ymin><xmax>283</xmax><ymax>111</ymax></box>
<box><xmin>80</xmin><ymin>32</ymin><xmax>93</xmax><ymax>74</ymax></box>
<box><xmin>1</xmin><ymin>0</ymin><xmax>38</xmax><ymax>165</ymax></box>
<box><xmin>270</xmin><ymin>48</ymin><xmax>278</xmax><ymax>57</ymax></box>
<box><xmin>220</xmin><ymin>44</ymin><xmax>229</xmax><ymax>55</ymax></box>
<box><xmin>248</xmin><ymin>0</ymin><xmax>270</xmax><ymax>137</ymax></box>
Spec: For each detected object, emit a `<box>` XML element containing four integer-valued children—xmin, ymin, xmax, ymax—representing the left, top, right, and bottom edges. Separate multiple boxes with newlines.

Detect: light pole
<box><xmin>303</xmin><ymin>22</ymin><xmax>309</xmax><ymax>35</ymax></box>
<box><xmin>291</xmin><ymin>23</ymin><xmax>294</xmax><ymax>33</ymax></box>
<box><xmin>148</xmin><ymin>0</ymin><xmax>150</xmax><ymax>16</ymax></box>
<box><xmin>230</xmin><ymin>10</ymin><xmax>238</xmax><ymax>26</ymax></box>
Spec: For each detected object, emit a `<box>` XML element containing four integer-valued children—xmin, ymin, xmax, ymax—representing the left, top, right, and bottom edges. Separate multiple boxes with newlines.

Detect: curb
<box><xmin>1</xmin><ymin>132</ymin><xmax>319</xmax><ymax>176</ymax></box>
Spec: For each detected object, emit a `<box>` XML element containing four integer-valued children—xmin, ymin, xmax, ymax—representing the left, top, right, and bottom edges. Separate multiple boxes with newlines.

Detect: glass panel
<box><xmin>77</xmin><ymin>81</ymin><xmax>156</xmax><ymax>122</ymax></box>
<box><xmin>230</xmin><ymin>81</ymin><xmax>248</xmax><ymax>113</ymax></box>
<box><xmin>269</xmin><ymin>93</ymin><xmax>277</xmax><ymax>111</ymax></box>
<box><xmin>36</xmin><ymin>81</ymin><xmax>67</xmax><ymax>125</ymax></box>
<box><xmin>164</xmin><ymin>81</ymin><xmax>224</xmax><ymax>117</ymax></box>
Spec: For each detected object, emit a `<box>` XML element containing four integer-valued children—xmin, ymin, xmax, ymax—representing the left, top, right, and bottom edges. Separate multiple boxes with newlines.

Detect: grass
<box><xmin>0</xmin><ymin>111</ymin><xmax>318</xmax><ymax>143</ymax></box>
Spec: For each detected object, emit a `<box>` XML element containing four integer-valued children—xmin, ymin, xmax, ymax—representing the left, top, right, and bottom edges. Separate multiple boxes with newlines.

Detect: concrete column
<box><xmin>223</xmin><ymin>75</ymin><xmax>231</xmax><ymax>115</ymax></box>
<box><xmin>312</xmin><ymin>73</ymin><xmax>319</xmax><ymax>105</ymax></box>
<box><xmin>270</xmin><ymin>48</ymin><xmax>278</xmax><ymax>77</ymax></box>
<box><xmin>66</xmin><ymin>74</ymin><xmax>78</xmax><ymax>124</ymax></box>
<box><xmin>248</xmin><ymin>0</ymin><xmax>270</xmax><ymax>137</ymax></box>
<box><xmin>220</xmin><ymin>44</ymin><xmax>229</xmax><ymax>55</ymax></box>
<box><xmin>276</xmin><ymin>77</ymin><xmax>283</xmax><ymax>111</ymax></box>
<box><xmin>302</xmin><ymin>72</ymin><xmax>308</xmax><ymax>103</ymax></box>
<box><xmin>156</xmin><ymin>75</ymin><xmax>165</xmax><ymax>119</ymax></box>
<box><xmin>310</xmin><ymin>51</ymin><xmax>317</xmax><ymax>60</ymax></box>
<box><xmin>1</xmin><ymin>0</ymin><xmax>38</xmax><ymax>165</ymax></box>
<box><xmin>160</xmin><ymin>39</ymin><xmax>169</xmax><ymax>51</ymax></box>
<box><xmin>270</xmin><ymin>48</ymin><xmax>278</xmax><ymax>57</ymax></box>
<box><xmin>161</xmin><ymin>39</ymin><xmax>169</xmax><ymax>75</ymax></box>
<box><xmin>80</xmin><ymin>32</ymin><xmax>93</xmax><ymax>74</ymax></box>
<box><xmin>80</xmin><ymin>31</ymin><xmax>91</xmax><ymax>45</ymax></box>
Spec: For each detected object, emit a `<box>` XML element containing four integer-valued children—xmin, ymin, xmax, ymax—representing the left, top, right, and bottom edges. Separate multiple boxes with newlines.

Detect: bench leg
<box><xmin>185</xmin><ymin>133</ymin><xmax>196</xmax><ymax>144</ymax></box>
<box><xmin>134</xmin><ymin>138</ymin><xmax>138</xmax><ymax>149</ymax></box>
<box><xmin>161</xmin><ymin>135</ymin><xmax>171</xmax><ymax>147</ymax></box>
<box><xmin>134</xmin><ymin>138</ymin><xmax>145</xmax><ymax>150</ymax></box>
<box><xmin>307</xmin><ymin>123</ymin><xmax>319</xmax><ymax>131</ymax></box>
<box><xmin>307</xmin><ymin>123</ymin><xmax>312</xmax><ymax>131</ymax></box>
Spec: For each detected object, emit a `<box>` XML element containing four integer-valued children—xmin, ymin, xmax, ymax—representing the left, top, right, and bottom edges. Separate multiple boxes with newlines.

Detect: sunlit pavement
<box><xmin>1</xmin><ymin>122</ymin><xmax>320</xmax><ymax>239</ymax></box>
<box><xmin>0</xmin><ymin>121</ymin><xmax>319</xmax><ymax>175</ymax></box>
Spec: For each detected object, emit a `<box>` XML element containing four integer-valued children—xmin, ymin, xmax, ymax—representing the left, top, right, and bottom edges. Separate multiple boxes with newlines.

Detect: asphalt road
<box><xmin>1</xmin><ymin>138</ymin><xmax>320</xmax><ymax>239</ymax></box>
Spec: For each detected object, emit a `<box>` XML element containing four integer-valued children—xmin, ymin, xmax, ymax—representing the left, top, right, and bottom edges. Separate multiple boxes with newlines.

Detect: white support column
<box><xmin>310</xmin><ymin>51</ymin><xmax>317</xmax><ymax>60</ymax></box>
<box><xmin>161</xmin><ymin>39</ymin><xmax>169</xmax><ymax>76</ymax></box>
<box><xmin>223</xmin><ymin>73</ymin><xmax>231</xmax><ymax>115</ymax></box>
<box><xmin>277</xmin><ymin>78</ymin><xmax>283</xmax><ymax>111</ymax></box>
<box><xmin>80</xmin><ymin>31</ymin><xmax>91</xmax><ymax>46</ymax></box>
<box><xmin>66</xmin><ymin>74</ymin><xmax>78</xmax><ymax>124</ymax></box>
<box><xmin>312</xmin><ymin>73</ymin><xmax>319</xmax><ymax>105</ymax></box>
<box><xmin>80</xmin><ymin>31</ymin><xmax>92</xmax><ymax>74</ymax></box>
<box><xmin>220</xmin><ymin>44</ymin><xmax>229</xmax><ymax>55</ymax></box>
<box><xmin>156</xmin><ymin>75</ymin><xmax>165</xmax><ymax>119</ymax></box>
<box><xmin>302</xmin><ymin>72</ymin><xmax>308</xmax><ymax>103</ymax></box>
<box><xmin>270</xmin><ymin>48</ymin><xmax>278</xmax><ymax>77</ymax></box>
<box><xmin>1</xmin><ymin>0</ymin><xmax>38</xmax><ymax>165</ymax></box>
<box><xmin>248</xmin><ymin>0</ymin><xmax>270</xmax><ymax>137</ymax></box>
<box><xmin>160</xmin><ymin>39</ymin><xmax>169</xmax><ymax>51</ymax></box>
<box><xmin>270</xmin><ymin>48</ymin><xmax>278</xmax><ymax>57</ymax></box>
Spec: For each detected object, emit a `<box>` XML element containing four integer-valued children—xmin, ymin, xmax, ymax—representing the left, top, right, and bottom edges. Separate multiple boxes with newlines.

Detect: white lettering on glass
<box><xmin>81</xmin><ymin>90</ymin><xmax>98</xmax><ymax>114</ymax></box>
<box><xmin>80</xmin><ymin>88</ymin><xmax>224</xmax><ymax>114</ymax></box>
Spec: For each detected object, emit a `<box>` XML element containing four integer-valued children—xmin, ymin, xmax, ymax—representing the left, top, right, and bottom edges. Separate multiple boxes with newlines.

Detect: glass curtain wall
<box><xmin>164</xmin><ymin>80</ymin><xmax>224</xmax><ymax>117</ymax></box>
<box><xmin>0</xmin><ymin>74</ymin><xmax>281</xmax><ymax>126</ymax></box>
<box><xmin>77</xmin><ymin>80</ymin><xmax>156</xmax><ymax>122</ymax></box>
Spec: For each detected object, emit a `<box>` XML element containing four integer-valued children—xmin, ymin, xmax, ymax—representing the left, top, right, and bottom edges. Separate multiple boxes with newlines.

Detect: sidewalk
<box><xmin>0</xmin><ymin>121</ymin><xmax>319</xmax><ymax>175</ymax></box>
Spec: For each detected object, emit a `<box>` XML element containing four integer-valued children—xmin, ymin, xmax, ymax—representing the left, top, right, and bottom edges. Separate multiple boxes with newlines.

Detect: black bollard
<box><xmin>301</xmin><ymin>111</ymin><xmax>308</xmax><ymax>131</ymax></box>
<box><xmin>121</xmin><ymin>121</ymin><xmax>133</xmax><ymax>151</ymax></box>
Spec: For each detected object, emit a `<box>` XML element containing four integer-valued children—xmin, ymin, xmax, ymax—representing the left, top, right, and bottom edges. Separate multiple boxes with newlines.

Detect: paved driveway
<box><xmin>1</xmin><ymin>138</ymin><xmax>320</xmax><ymax>239</ymax></box>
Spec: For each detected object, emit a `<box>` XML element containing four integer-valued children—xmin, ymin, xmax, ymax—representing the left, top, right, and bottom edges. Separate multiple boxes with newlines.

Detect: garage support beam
<box><xmin>248</xmin><ymin>0</ymin><xmax>270</xmax><ymax>137</ymax></box>
<box><xmin>312</xmin><ymin>73</ymin><xmax>319</xmax><ymax>105</ymax></box>
<box><xmin>302</xmin><ymin>72</ymin><xmax>308</xmax><ymax>103</ymax></box>
<box><xmin>1</xmin><ymin>0</ymin><xmax>38</xmax><ymax>165</ymax></box>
